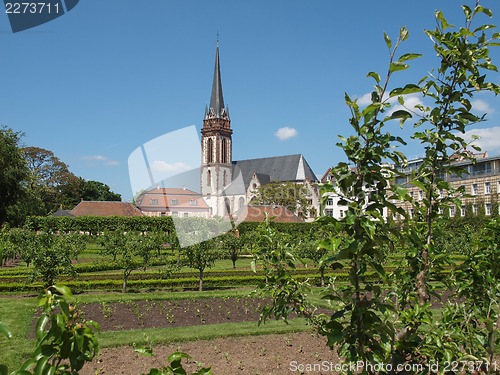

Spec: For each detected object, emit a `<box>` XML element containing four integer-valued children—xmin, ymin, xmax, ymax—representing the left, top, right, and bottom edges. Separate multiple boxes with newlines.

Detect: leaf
<box><xmin>462</xmin><ymin>5</ymin><xmax>472</xmax><ymax>21</ymax></box>
<box><xmin>384</xmin><ymin>32</ymin><xmax>392</xmax><ymax>48</ymax></box>
<box><xmin>0</xmin><ymin>322</ymin><xmax>12</xmax><ymax>339</ymax></box>
<box><xmin>35</xmin><ymin>316</ymin><xmax>49</xmax><ymax>340</ymax></box>
<box><xmin>390</xmin><ymin>84</ymin><xmax>421</xmax><ymax>97</ymax></box>
<box><xmin>398</xmin><ymin>53</ymin><xmax>422</xmax><ymax>62</ymax></box>
<box><xmin>168</xmin><ymin>352</ymin><xmax>191</xmax><ymax>363</ymax></box>
<box><xmin>389</xmin><ymin>62</ymin><xmax>409</xmax><ymax>72</ymax></box>
<box><xmin>52</xmin><ymin>285</ymin><xmax>72</xmax><ymax>299</ymax></box>
<box><xmin>366</xmin><ymin>71</ymin><xmax>381</xmax><ymax>83</ymax></box>
<box><xmin>136</xmin><ymin>346</ymin><xmax>154</xmax><ymax>357</ymax></box>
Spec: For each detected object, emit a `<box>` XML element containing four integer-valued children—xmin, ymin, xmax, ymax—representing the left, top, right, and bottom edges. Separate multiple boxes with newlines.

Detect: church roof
<box><xmin>227</xmin><ymin>154</ymin><xmax>317</xmax><ymax>193</ymax></box>
<box><xmin>206</xmin><ymin>44</ymin><xmax>229</xmax><ymax>120</ymax></box>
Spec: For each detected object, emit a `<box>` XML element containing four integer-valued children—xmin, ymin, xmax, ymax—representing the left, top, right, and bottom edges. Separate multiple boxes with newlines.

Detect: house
<box><xmin>70</xmin><ymin>201</ymin><xmax>144</xmax><ymax>217</ymax></box>
<box><xmin>135</xmin><ymin>187</ymin><xmax>211</xmax><ymax>218</ymax></box>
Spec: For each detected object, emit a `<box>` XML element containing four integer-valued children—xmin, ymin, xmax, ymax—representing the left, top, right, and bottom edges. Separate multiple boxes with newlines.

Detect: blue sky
<box><xmin>1</xmin><ymin>0</ymin><xmax>500</xmax><ymax>202</ymax></box>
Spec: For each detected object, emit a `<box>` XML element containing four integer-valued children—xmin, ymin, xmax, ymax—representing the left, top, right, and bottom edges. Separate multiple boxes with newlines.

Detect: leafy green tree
<box><xmin>220</xmin><ymin>231</ymin><xmax>242</xmax><ymax>269</ymax></box>
<box><xmin>251</xmin><ymin>181</ymin><xmax>310</xmax><ymax>219</ymax></box>
<box><xmin>182</xmin><ymin>237</ymin><xmax>223</xmax><ymax>291</ymax></box>
<box><xmin>0</xmin><ymin>126</ymin><xmax>29</xmax><ymax>226</ymax></box>
<box><xmin>82</xmin><ymin>180</ymin><xmax>121</xmax><ymax>202</ymax></box>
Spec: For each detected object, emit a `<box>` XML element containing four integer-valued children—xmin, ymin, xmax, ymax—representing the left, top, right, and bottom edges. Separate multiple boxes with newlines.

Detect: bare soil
<box><xmin>80</xmin><ymin>331</ymin><xmax>338</xmax><ymax>375</ymax></box>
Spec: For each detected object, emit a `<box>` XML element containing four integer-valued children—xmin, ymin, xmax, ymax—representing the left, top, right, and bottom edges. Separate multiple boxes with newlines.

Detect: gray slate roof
<box><xmin>222</xmin><ymin>154</ymin><xmax>317</xmax><ymax>195</ymax></box>
<box><xmin>51</xmin><ymin>208</ymin><xmax>74</xmax><ymax>217</ymax></box>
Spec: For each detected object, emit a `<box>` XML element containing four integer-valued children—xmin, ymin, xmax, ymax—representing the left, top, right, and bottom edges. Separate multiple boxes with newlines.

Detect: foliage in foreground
<box><xmin>255</xmin><ymin>3</ymin><xmax>500</xmax><ymax>374</ymax></box>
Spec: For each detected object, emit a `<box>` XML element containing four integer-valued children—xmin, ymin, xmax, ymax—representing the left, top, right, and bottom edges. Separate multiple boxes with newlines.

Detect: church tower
<box><xmin>201</xmin><ymin>44</ymin><xmax>233</xmax><ymax>217</ymax></box>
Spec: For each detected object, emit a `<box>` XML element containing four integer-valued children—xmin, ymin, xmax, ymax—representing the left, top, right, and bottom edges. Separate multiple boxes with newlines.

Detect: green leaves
<box><xmin>384</xmin><ymin>32</ymin><xmax>392</xmax><ymax>48</ymax></box>
<box><xmin>398</xmin><ymin>53</ymin><xmax>422</xmax><ymax>62</ymax></box>
<box><xmin>389</xmin><ymin>61</ymin><xmax>409</xmax><ymax>72</ymax></box>
<box><xmin>389</xmin><ymin>84</ymin><xmax>421</xmax><ymax>97</ymax></box>
<box><xmin>366</xmin><ymin>71</ymin><xmax>381</xmax><ymax>83</ymax></box>
<box><xmin>0</xmin><ymin>322</ymin><xmax>11</xmax><ymax>339</ymax></box>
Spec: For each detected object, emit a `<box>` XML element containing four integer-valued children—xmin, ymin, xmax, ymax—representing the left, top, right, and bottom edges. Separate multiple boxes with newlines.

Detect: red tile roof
<box><xmin>235</xmin><ymin>205</ymin><xmax>304</xmax><ymax>223</ymax></box>
<box><xmin>70</xmin><ymin>201</ymin><xmax>144</xmax><ymax>217</ymax></box>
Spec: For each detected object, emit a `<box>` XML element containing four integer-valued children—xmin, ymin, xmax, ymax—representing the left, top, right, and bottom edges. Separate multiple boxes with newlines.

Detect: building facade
<box><xmin>393</xmin><ymin>152</ymin><xmax>500</xmax><ymax>219</ymax></box>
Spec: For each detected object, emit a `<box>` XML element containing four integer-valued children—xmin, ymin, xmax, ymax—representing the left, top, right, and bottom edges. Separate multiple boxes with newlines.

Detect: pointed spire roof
<box><xmin>208</xmin><ymin>44</ymin><xmax>227</xmax><ymax>119</ymax></box>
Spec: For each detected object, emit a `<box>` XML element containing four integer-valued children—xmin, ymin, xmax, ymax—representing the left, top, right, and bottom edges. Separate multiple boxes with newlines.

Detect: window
<box><xmin>149</xmin><ymin>198</ymin><xmax>159</xmax><ymax>205</ymax></box>
<box><xmin>438</xmin><ymin>207</ymin><xmax>444</xmax><ymax>215</ymax></box>
<box><xmin>459</xmin><ymin>185</ymin><xmax>466</xmax><ymax>196</ymax></box>
<box><xmin>409</xmin><ymin>208</ymin><xmax>414</xmax><ymax>218</ymax></box>
<box><xmin>327</xmin><ymin>197</ymin><xmax>334</xmax><ymax>206</ymax></box>
<box><xmin>239</xmin><ymin>197</ymin><xmax>245</xmax><ymax>210</ymax></box>
<box><xmin>190</xmin><ymin>199</ymin><xmax>198</xmax><ymax>206</ymax></box>
<box><xmin>418</xmin><ymin>190</ymin><xmax>424</xmax><ymax>201</ymax></box>
<box><xmin>409</xmin><ymin>191</ymin><xmax>414</xmax><ymax>200</ymax></box>
<box><xmin>161</xmin><ymin>212</ymin><xmax>166</xmax><ymax>216</ymax></box>
<box><xmin>486</xmin><ymin>203</ymin><xmax>492</xmax><ymax>216</ymax></box>
<box><xmin>449</xmin><ymin>206</ymin><xmax>455</xmax><ymax>217</ymax></box>
<box><xmin>472</xmin><ymin>203</ymin><xmax>478</xmax><ymax>215</ymax></box>
<box><xmin>438</xmin><ymin>190</ymin><xmax>444</xmax><ymax>199</ymax></box>
<box><xmin>325</xmin><ymin>209</ymin><xmax>334</xmax><ymax>217</ymax></box>
<box><xmin>170</xmin><ymin>199</ymin><xmax>179</xmax><ymax>206</ymax></box>
<box><xmin>339</xmin><ymin>210</ymin><xmax>345</xmax><ymax>218</ymax></box>
<box><xmin>184</xmin><ymin>213</ymin><xmax>189</xmax><ymax>217</ymax></box>
<box><xmin>207</xmin><ymin>138</ymin><xmax>213</xmax><ymax>163</ymax></box>
<box><xmin>461</xmin><ymin>205</ymin><xmax>466</xmax><ymax>217</ymax></box>
<box><xmin>485</xmin><ymin>182</ymin><xmax>491</xmax><ymax>195</ymax></box>
<box><xmin>207</xmin><ymin>170</ymin><xmax>211</xmax><ymax>187</ymax></box>
<box><xmin>472</xmin><ymin>183</ymin><xmax>478</xmax><ymax>195</ymax></box>
<box><xmin>172</xmin><ymin>212</ymin><xmax>178</xmax><ymax>217</ymax></box>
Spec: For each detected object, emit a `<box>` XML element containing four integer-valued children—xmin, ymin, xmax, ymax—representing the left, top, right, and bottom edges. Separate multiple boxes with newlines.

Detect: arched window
<box><xmin>222</xmin><ymin>138</ymin><xmax>227</xmax><ymax>164</ymax></box>
<box><xmin>224</xmin><ymin>198</ymin><xmax>231</xmax><ymax>216</ymax></box>
<box><xmin>207</xmin><ymin>169</ymin><xmax>211</xmax><ymax>187</ymax></box>
<box><xmin>239</xmin><ymin>197</ymin><xmax>245</xmax><ymax>210</ymax></box>
<box><xmin>207</xmin><ymin>138</ymin><xmax>213</xmax><ymax>163</ymax></box>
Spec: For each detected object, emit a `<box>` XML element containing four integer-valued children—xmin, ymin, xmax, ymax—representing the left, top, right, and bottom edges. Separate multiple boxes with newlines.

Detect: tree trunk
<box><xmin>199</xmin><ymin>269</ymin><xmax>203</xmax><ymax>292</ymax></box>
<box><xmin>122</xmin><ymin>273</ymin><xmax>128</xmax><ymax>293</ymax></box>
<box><xmin>232</xmin><ymin>258</ymin><xmax>236</xmax><ymax>269</ymax></box>
<box><xmin>320</xmin><ymin>266</ymin><xmax>325</xmax><ymax>287</ymax></box>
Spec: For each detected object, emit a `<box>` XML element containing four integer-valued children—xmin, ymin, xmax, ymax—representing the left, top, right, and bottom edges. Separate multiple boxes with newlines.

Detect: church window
<box><xmin>224</xmin><ymin>198</ymin><xmax>231</xmax><ymax>215</ymax></box>
<box><xmin>239</xmin><ymin>197</ymin><xmax>245</xmax><ymax>210</ymax></box>
<box><xmin>222</xmin><ymin>138</ymin><xmax>227</xmax><ymax>163</ymax></box>
<box><xmin>207</xmin><ymin>138</ymin><xmax>213</xmax><ymax>163</ymax></box>
<box><xmin>207</xmin><ymin>170</ymin><xmax>211</xmax><ymax>187</ymax></box>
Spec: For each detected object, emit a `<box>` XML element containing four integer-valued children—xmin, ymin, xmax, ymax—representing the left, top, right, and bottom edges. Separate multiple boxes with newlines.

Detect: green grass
<box><xmin>0</xmin><ymin>296</ymin><xmax>36</xmax><ymax>372</ymax></box>
<box><xmin>98</xmin><ymin>319</ymin><xmax>312</xmax><ymax>348</ymax></box>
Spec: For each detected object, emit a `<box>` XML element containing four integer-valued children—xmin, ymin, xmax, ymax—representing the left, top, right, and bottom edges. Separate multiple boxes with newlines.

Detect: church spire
<box><xmin>208</xmin><ymin>44</ymin><xmax>228</xmax><ymax>120</ymax></box>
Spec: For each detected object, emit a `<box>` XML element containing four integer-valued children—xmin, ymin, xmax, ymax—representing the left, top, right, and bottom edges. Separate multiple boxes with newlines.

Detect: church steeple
<box><xmin>205</xmin><ymin>44</ymin><xmax>229</xmax><ymax>121</ymax></box>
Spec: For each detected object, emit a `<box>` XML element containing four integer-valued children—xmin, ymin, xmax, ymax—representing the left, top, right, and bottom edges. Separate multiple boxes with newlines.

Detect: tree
<box><xmin>220</xmin><ymin>231</ymin><xmax>243</xmax><ymax>269</ymax></box>
<box><xmin>0</xmin><ymin>126</ymin><xmax>29</xmax><ymax>226</ymax></box>
<box><xmin>82</xmin><ymin>180</ymin><xmax>121</xmax><ymax>202</ymax></box>
<box><xmin>182</xmin><ymin>237</ymin><xmax>223</xmax><ymax>291</ymax></box>
<box><xmin>256</xmin><ymin>2</ymin><xmax>500</xmax><ymax>373</ymax></box>
<box><xmin>251</xmin><ymin>181</ymin><xmax>310</xmax><ymax>219</ymax></box>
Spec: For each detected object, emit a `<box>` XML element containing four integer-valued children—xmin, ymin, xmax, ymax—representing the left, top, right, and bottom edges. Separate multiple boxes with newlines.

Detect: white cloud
<box><xmin>471</xmin><ymin>99</ymin><xmax>495</xmax><ymax>114</ymax></box>
<box><xmin>462</xmin><ymin>126</ymin><xmax>500</xmax><ymax>154</ymax></box>
<box><xmin>356</xmin><ymin>92</ymin><xmax>424</xmax><ymax>116</ymax></box>
<box><xmin>81</xmin><ymin>155</ymin><xmax>119</xmax><ymax>166</ymax></box>
<box><xmin>275</xmin><ymin>127</ymin><xmax>298</xmax><ymax>140</ymax></box>
<box><xmin>81</xmin><ymin>155</ymin><xmax>107</xmax><ymax>161</ymax></box>
<box><xmin>150</xmin><ymin>161</ymin><xmax>192</xmax><ymax>174</ymax></box>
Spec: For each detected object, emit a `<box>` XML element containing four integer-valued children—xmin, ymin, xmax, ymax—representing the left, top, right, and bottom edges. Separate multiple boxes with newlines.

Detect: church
<box><xmin>200</xmin><ymin>44</ymin><xmax>321</xmax><ymax>222</ymax></box>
